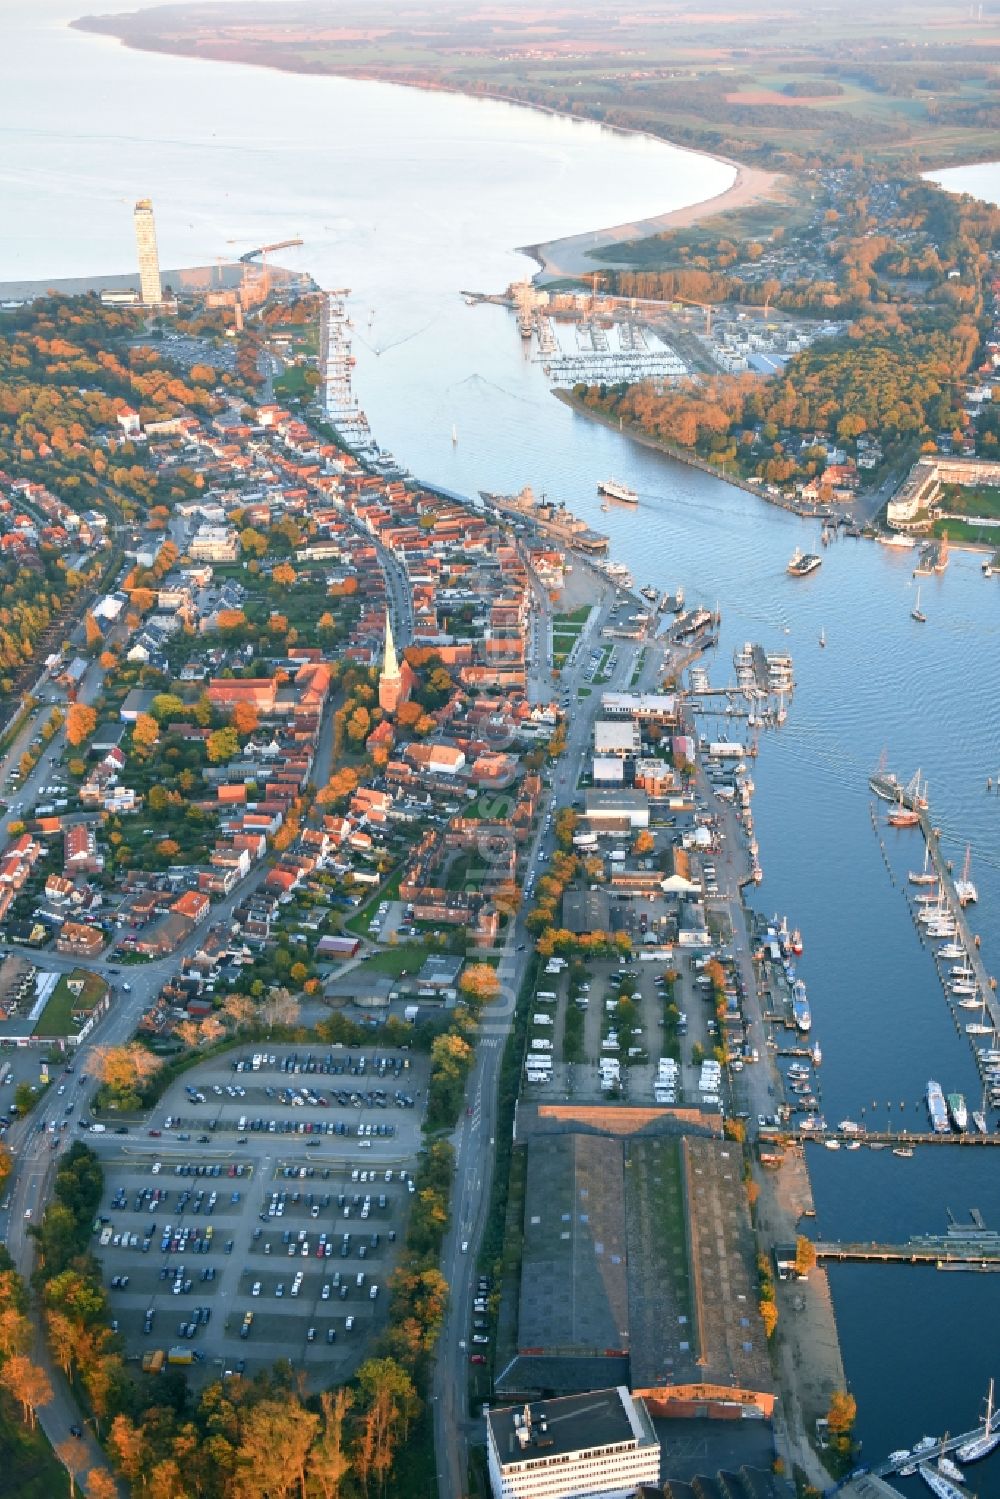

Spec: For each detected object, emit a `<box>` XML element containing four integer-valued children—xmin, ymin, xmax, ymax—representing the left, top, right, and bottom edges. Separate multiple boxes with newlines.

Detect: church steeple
<box><xmin>379</xmin><ymin>613</ymin><xmax>406</xmax><ymax>715</ymax></box>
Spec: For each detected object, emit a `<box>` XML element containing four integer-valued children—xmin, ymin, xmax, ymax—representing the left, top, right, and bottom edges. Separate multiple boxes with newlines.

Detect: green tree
<box><xmin>207</xmin><ymin>726</ymin><xmax>240</xmax><ymax>763</ymax></box>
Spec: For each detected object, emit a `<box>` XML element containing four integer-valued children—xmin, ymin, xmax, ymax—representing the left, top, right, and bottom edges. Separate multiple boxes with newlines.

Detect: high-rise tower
<box><xmin>133</xmin><ymin>199</ymin><xmax>162</xmax><ymax>306</ymax></box>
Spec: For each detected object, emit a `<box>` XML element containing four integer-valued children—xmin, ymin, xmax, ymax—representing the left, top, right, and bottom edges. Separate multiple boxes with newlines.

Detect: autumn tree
<box><xmin>795</xmin><ymin>1235</ymin><xmax>817</xmax><ymax>1277</ymax></box>
<box><xmin>93</xmin><ymin>1044</ymin><xmax>162</xmax><ymax>1109</ymax></box>
<box><xmin>83</xmin><ymin>612</ymin><xmax>102</xmax><ymax>652</ymax></box>
<box><xmin>459</xmin><ymin>963</ymin><xmax>502</xmax><ymax>1005</ymax></box>
<box><xmin>0</xmin><ymin>1354</ymin><xmax>52</xmax><ymax>1430</ymax></box>
<box><xmin>132</xmin><ymin>712</ymin><xmax>159</xmax><ymax>751</ymax></box>
<box><xmin>826</xmin><ymin>1390</ymin><xmax>857</xmax><ymax>1436</ymax></box>
<box><xmin>307</xmin><ymin>1388</ymin><xmax>352</xmax><ymax>1499</ymax></box>
<box><xmin>230</xmin><ymin>701</ymin><xmax>258</xmax><ymax>737</ymax></box>
<box><xmin>272</xmin><ymin>561</ymin><xmax>297</xmax><ymax>587</ymax></box>
<box><xmin>223</xmin><ymin>993</ymin><xmax>255</xmax><ymax>1031</ymax></box>
<box><xmin>427</xmin><ymin>1031</ymin><xmax>473</xmax><ymax>1128</ymax></box>
<box><xmin>85</xmin><ymin>1469</ymin><xmax>119</xmax><ymax>1499</ymax></box>
<box><xmin>231</xmin><ymin>1398</ymin><xmax>318</xmax><ymax>1499</ymax></box>
<box><xmin>633</xmin><ymin>829</ymin><xmax>655</xmax><ymax>856</ymax></box>
<box><xmin>66</xmin><ymin>703</ymin><xmax>97</xmax><ymax>747</ymax></box>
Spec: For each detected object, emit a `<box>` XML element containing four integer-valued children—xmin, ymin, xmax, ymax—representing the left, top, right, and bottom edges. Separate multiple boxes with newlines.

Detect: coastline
<box><xmin>70</xmin><ymin>14</ymin><xmax>783</xmax><ymax>286</ymax></box>
<box><xmin>523</xmin><ymin>163</ymin><xmax>785</xmax><ymax>281</ymax></box>
<box><xmin>553</xmin><ymin>388</ymin><xmax>820</xmax><ymax>519</ymax></box>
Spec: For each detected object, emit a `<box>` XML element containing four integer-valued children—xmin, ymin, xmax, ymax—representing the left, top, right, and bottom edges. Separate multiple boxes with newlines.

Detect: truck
<box><xmin>530</xmin><ymin>1039</ymin><xmax>552</xmax><ymax>1053</ymax></box>
<box><xmin>141</xmin><ymin>1349</ymin><xmax>165</xmax><ymax>1374</ymax></box>
<box><xmin>167</xmin><ymin>1347</ymin><xmax>194</xmax><ymax>1366</ymax></box>
<box><xmin>403</xmin><ymin>1005</ymin><xmax>420</xmax><ymax>1024</ymax></box>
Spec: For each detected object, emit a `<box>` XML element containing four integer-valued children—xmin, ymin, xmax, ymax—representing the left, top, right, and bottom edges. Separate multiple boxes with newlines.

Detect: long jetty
<box><xmin>814</xmin><ymin>1238</ymin><xmax>1000</xmax><ymax>1267</ymax></box>
<box><xmin>915</xmin><ymin>807</ymin><xmax>1000</xmax><ymax>1050</ymax></box>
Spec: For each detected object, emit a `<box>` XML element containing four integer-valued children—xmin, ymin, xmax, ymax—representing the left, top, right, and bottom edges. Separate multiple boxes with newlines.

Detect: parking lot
<box><xmin>93</xmin><ymin>1045</ymin><xmax>428</xmax><ymax>1381</ymax></box>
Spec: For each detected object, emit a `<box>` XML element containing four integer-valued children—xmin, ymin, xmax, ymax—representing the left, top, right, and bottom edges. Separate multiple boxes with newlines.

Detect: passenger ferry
<box><xmin>598</xmin><ymin>477</ymin><xmax>638</xmax><ymax>505</ymax></box>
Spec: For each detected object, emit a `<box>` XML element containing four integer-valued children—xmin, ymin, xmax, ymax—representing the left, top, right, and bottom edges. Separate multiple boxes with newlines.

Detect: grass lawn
<box><xmin>33</xmin><ymin>968</ymin><xmax>108</xmax><ymax>1039</ymax></box>
<box><xmin>344</xmin><ymin>869</ymin><xmax>402</xmax><ymax>935</ymax></box>
<box><xmin>553</xmin><ymin>605</ymin><xmax>591</xmax><ymax>628</ymax></box>
<box><xmin>0</xmin><ymin>1394</ymin><xmax>69</xmax><ymax>1499</ymax></box>
<box><xmin>355</xmin><ymin>944</ymin><xmax>428</xmax><ymax>977</ymax></box>
<box><xmin>932</xmin><ymin>516</ymin><xmax>998</xmax><ymax>546</ymax></box>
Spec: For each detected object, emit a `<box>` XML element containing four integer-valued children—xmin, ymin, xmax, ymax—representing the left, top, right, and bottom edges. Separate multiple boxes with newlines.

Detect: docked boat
<box><xmin>844</xmin><ymin>1139</ymin><xmax>862</xmax><ymax>1150</ymax></box>
<box><xmin>926</xmin><ymin>1080</ymin><xmax>950</xmax><ymax>1134</ymax></box>
<box><xmin>973</xmin><ymin>1111</ymin><xmax>988</xmax><ymax>1134</ymax></box>
<box><xmin>892</xmin><ymin>1146</ymin><xmax>915</xmax><ymax>1157</ymax></box>
<box><xmin>598</xmin><ymin>477</ymin><xmax>638</xmax><ymax>505</ymax></box>
<box><xmin>951</xmin><ymin>982</ymin><xmax>978</xmax><ymax>997</ymax></box>
<box><xmin>787</xmin><ymin>548</ymin><xmax>822</xmax><ymax>578</ymax></box>
<box><xmin>946</xmin><ymin>1092</ymin><xmax>968</xmax><ymax>1131</ymax></box>
<box><xmin>790</xmin><ymin>929</ymin><xmax>803</xmax><ymax>956</ymax></box>
<box><xmin>838</xmin><ymin>1119</ymin><xmax>861</xmax><ymax>1134</ymax></box>
<box><xmin>888</xmin><ymin>1450</ymin><xmax>911</xmax><ymax>1465</ymax></box>
<box><xmin>939</xmin><ymin>943</ymin><xmax>965</xmax><ymax>959</ymax></box>
<box><xmin>957</xmin><ymin>997</ymin><xmax>982</xmax><ymax>1010</ymax></box>
<box><xmin>824</xmin><ymin>1138</ymin><xmax>841</xmax><ymax>1150</ymax></box>
<box><xmin>966</xmin><ymin>1022</ymin><xmax>994</xmax><ymax>1036</ymax></box>
<box><xmin>909</xmin><ymin>847</ymin><xmax>937</xmax><ymax>885</ymax></box>
<box><xmin>877</xmin><ymin>531</ymin><xmax>917</xmax><ymax>549</ymax></box>
<box><xmin>937</xmin><ymin>1456</ymin><xmax>965</xmax><ymax>1486</ymax></box>
<box><xmin>792</xmin><ymin>979</ymin><xmax>812</xmax><ymax>1033</ymax></box>
<box><xmin>917</xmin><ymin>1464</ymin><xmax>964</xmax><ymax>1499</ymax></box>
<box><xmin>888</xmin><ymin>803</ymin><xmax>920</xmax><ymax>828</ymax></box>
<box><xmin>955</xmin><ymin>845</ymin><xmax>978</xmax><ymax>906</ymax></box>
<box><xmin>958</xmin><ymin>1382</ymin><xmax>1000</xmax><ymax>1465</ymax></box>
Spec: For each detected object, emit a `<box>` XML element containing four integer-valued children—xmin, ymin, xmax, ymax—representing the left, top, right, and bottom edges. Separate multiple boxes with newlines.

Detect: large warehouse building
<box><xmin>495</xmin><ymin>1127</ymin><xmax>774</xmax><ymax>1420</ymax></box>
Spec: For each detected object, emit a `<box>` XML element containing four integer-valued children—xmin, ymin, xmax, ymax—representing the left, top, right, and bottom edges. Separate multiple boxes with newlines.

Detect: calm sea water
<box><xmin>6</xmin><ymin>1</ymin><xmax>1000</xmax><ymax>1464</ymax></box>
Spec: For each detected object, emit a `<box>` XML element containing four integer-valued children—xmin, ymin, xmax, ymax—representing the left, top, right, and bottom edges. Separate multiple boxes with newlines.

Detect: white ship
<box><xmin>598</xmin><ymin>477</ymin><xmax>638</xmax><ymax>505</ymax></box>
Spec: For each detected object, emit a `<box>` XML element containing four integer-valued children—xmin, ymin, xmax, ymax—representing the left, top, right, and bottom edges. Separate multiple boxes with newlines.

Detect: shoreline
<box><xmin>553</xmin><ymin>388</ymin><xmax>826</xmax><ymax>520</ymax></box>
<box><xmin>522</xmin><ymin>163</ymin><xmax>785</xmax><ymax>281</ymax></box>
<box><xmin>70</xmin><ymin>15</ymin><xmax>784</xmax><ymax>283</ymax></box>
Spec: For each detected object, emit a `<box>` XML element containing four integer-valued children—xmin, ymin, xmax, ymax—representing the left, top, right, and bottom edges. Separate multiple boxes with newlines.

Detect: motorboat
<box><xmin>937</xmin><ymin>1456</ymin><xmax>965</xmax><ymax>1486</ymax></box>
<box><xmin>939</xmin><ymin>943</ymin><xmax>965</xmax><ymax>959</ymax></box>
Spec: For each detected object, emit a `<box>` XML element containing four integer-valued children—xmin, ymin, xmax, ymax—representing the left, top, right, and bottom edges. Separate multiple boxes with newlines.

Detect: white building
<box><xmin>594</xmin><ymin>720</ymin><xmax>640</xmax><ymax>758</ymax></box>
<box><xmin>133</xmin><ymin>199</ymin><xmax>162</xmax><ymax>306</ymax></box>
<box><xmin>486</xmin><ymin>1388</ymin><xmax>660</xmax><ymax>1499</ymax></box>
<box><xmin>600</xmin><ymin>692</ymin><xmax>676</xmax><ymax>724</ymax></box>
<box><xmin>189</xmin><ymin>525</ymin><xmax>240</xmax><ymax>563</ymax></box>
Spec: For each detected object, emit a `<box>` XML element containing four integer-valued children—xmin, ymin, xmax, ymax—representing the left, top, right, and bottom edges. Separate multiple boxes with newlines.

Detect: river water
<box><xmin>7</xmin><ymin>1</ymin><xmax>1000</xmax><ymax>1468</ymax></box>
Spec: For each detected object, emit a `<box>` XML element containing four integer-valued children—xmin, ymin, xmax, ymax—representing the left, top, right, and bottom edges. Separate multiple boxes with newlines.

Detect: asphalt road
<box><xmin>430</xmin><ymin>575</ymin><xmax>666</xmax><ymax>1499</ymax></box>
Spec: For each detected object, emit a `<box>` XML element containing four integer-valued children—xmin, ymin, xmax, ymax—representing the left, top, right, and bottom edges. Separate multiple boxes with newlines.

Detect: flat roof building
<box><xmin>600</xmin><ymin>692</ymin><xmax>676</xmax><ymax>724</ymax></box>
<box><xmin>486</xmin><ymin>1387</ymin><xmax>660</xmax><ymax>1499</ymax></box>
<box><xmin>583</xmin><ymin>789</ymin><xmax>649</xmax><ymax>831</ymax></box>
<box><xmin>594</xmin><ymin>720</ymin><xmax>640</xmax><ymax>758</ymax></box>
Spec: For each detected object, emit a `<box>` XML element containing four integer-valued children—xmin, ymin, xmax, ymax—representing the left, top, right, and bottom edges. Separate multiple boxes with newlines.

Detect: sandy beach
<box><xmin>526</xmin><ymin>163</ymin><xmax>785</xmax><ymax>280</ymax></box>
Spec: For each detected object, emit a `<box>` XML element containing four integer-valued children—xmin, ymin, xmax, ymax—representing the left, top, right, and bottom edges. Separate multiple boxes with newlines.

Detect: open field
<box><xmin>78</xmin><ymin>1</ymin><xmax>1000</xmax><ymax>170</ymax></box>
